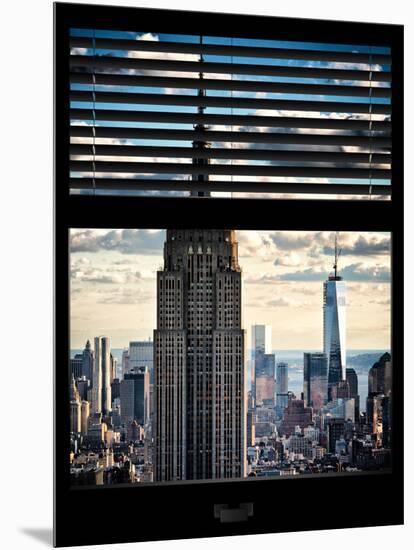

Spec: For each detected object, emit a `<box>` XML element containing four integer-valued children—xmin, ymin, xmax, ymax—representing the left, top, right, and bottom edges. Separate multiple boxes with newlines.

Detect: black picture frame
<box><xmin>54</xmin><ymin>3</ymin><xmax>404</xmax><ymax>546</ymax></box>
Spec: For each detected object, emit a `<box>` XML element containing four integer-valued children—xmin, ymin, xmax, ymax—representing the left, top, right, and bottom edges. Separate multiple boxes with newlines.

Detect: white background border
<box><xmin>1</xmin><ymin>0</ymin><xmax>411</xmax><ymax>548</ymax></box>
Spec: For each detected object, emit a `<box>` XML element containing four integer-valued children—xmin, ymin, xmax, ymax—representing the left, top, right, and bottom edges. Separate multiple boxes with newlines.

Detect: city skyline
<box><xmin>69</xmin><ymin>229</ymin><xmax>392</xmax><ymax>485</ymax></box>
<box><xmin>70</xmin><ymin>229</ymin><xmax>391</xmax><ymax>350</ymax></box>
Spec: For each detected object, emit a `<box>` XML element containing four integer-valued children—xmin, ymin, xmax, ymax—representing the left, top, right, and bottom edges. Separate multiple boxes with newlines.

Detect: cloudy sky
<box><xmin>70</xmin><ymin>229</ymin><xmax>391</xmax><ymax>351</ymax></box>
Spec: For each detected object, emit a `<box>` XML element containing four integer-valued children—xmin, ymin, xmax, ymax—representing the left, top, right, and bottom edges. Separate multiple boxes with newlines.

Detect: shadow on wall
<box><xmin>20</xmin><ymin>528</ymin><xmax>53</xmax><ymax>547</ymax></box>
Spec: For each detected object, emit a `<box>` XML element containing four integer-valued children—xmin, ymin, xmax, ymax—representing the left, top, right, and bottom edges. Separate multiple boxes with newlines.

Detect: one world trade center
<box><xmin>323</xmin><ymin>234</ymin><xmax>346</xmax><ymax>400</ymax></box>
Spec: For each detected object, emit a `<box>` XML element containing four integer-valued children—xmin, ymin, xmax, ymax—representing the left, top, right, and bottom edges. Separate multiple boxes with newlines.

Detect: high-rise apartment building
<box><xmin>154</xmin><ymin>229</ymin><xmax>245</xmax><ymax>482</ymax></box>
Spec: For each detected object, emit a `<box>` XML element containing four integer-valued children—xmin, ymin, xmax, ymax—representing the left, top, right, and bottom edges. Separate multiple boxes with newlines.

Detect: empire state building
<box><xmin>154</xmin><ymin>39</ymin><xmax>245</xmax><ymax>482</ymax></box>
<box><xmin>154</xmin><ymin>229</ymin><xmax>246</xmax><ymax>481</ymax></box>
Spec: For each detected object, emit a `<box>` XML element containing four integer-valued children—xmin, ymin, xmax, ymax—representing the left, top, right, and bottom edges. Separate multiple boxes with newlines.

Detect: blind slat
<box><xmin>70</xmin><ymin>144</ymin><xmax>390</xmax><ymax>164</ymax></box>
<box><xmin>70</xmin><ymin>90</ymin><xmax>391</xmax><ymax>115</ymax></box>
<box><xmin>70</xmin><ymin>72</ymin><xmax>391</xmax><ymax>98</ymax></box>
<box><xmin>70</xmin><ymin>55</ymin><xmax>391</xmax><ymax>82</ymax></box>
<box><xmin>70</xmin><ymin>125</ymin><xmax>391</xmax><ymax>148</ymax></box>
<box><xmin>70</xmin><ymin>177</ymin><xmax>390</xmax><ymax>195</ymax></box>
<box><xmin>70</xmin><ymin>108</ymin><xmax>390</xmax><ymax>132</ymax></box>
<box><xmin>70</xmin><ymin>36</ymin><xmax>391</xmax><ymax>65</ymax></box>
<box><xmin>69</xmin><ymin>27</ymin><xmax>392</xmax><ymax>198</ymax></box>
<box><xmin>70</xmin><ymin>160</ymin><xmax>390</xmax><ymax>179</ymax></box>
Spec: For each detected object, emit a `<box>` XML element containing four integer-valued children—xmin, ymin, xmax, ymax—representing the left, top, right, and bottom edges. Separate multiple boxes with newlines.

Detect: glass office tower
<box><xmin>303</xmin><ymin>352</ymin><xmax>328</xmax><ymax>410</ymax></box>
<box><xmin>323</xmin><ymin>276</ymin><xmax>346</xmax><ymax>398</ymax></box>
<box><xmin>276</xmin><ymin>362</ymin><xmax>289</xmax><ymax>418</ymax></box>
<box><xmin>92</xmin><ymin>336</ymin><xmax>112</xmax><ymax>415</ymax></box>
<box><xmin>251</xmin><ymin>324</ymin><xmax>272</xmax><ymax>405</ymax></box>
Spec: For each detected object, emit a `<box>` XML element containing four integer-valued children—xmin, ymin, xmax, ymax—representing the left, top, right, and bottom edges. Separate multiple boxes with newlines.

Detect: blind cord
<box><xmin>231</xmin><ymin>36</ymin><xmax>233</xmax><ymax>199</ymax></box>
<box><xmin>368</xmin><ymin>47</ymin><xmax>373</xmax><ymax>200</ymax></box>
<box><xmin>92</xmin><ymin>29</ymin><xmax>97</xmax><ymax>196</ymax></box>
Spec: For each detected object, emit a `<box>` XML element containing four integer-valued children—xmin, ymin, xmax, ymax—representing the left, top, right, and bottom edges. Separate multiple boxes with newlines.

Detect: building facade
<box><xmin>92</xmin><ymin>336</ymin><xmax>112</xmax><ymax>415</ymax></box>
<box><xmin>129</xmin><ymin>341</ymin><xmax>154</xmax><ymax>381</ymax></box>
<box><xmin>251</xmin><ymin>325</ymin><xmax>272</xmax><ymax>404</ymax></box>
<box><xmin>70</xmin><ymin>354</ymin><xmax>83</xmax><ymax>380</ymax></box>
<box><xmin>255</xmin><ymin>353</ymin><xmax>276</xmax><ymax>407</ymax></box>
<box><xmin>278</xmin><ymin>397</ymin><xmax>313</xmax><ymax>437</ymax></box>
<box><xmin>82</xmin><ymin>339</ymin><xmax>94</xmax><ymax>382</ymax></box>
<box><xmin>121</xmin><ymin>367</ymin><xmax>150</xmax><ymax>426</ymax></box>
<box><xmin>154</xmin><ymin>229</ymin><xmax>246</xmax><ymax>482</ymax></box>
<box><xmin>303</xmin><ymin>352</ymin><xmax>328</xmax><ymax>410</ymax></box>
<box><xmin>323</xmin><ymin>276</ymin><xmax>346</xmax><ymax>398</ymax></box>
<box><xmin>276</xmin><ymin>361</ymin><xmax>289</xmax><ymax>417</ymax></box>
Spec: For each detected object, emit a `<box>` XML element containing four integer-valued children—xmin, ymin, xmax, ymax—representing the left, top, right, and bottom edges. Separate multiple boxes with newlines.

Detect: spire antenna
<box><xmin>333</xmin><ymin>232</ymin><xmax>342</xmax><ymax>279</ymax></box>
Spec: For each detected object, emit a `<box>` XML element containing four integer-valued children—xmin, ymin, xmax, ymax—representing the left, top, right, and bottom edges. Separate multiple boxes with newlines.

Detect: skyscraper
<box><xmin>70</xmin><ymin>354</ymin><xmax>83</xmax><ymax>379</ymax></box>
<box><xmin>70</xmin><ymin>377</ymin><xmax>81</xmax><ymax>434</ymax></box>
<box><xmin>70</xmin><ymin>400</ymin><xmax>81</xmax><ymax>434</ymax></box>
<box><xmin>255</xmin><ymin>353</ymin><xmax>275</xmax><ymax>407</ymax></box>
<box><xmin>80</xmin><ymin>400</ymin><xmax>90</xmax><ymax>435</ymax></box>
<box><xmin>251</xmin><ymin>324</ymin><xmax>272</xmax><ymax>405</ymax></box>
<box><xmin>119</xmin><ymin>377</ymin><xmax>135</xmax><ymax>425</ymax></box>
<box><xmin>121</xmin><ymin>349</ymin><xmax>130</xmax><ymax>379</ymax></box>
<box><xmin>154</xmin><ymin>229</ymin><xmax>245</xmax><ymax>482</ymax></box>
<box><xmin>75</xmin><ymin>376</ymin><xmax>89</xmax><ymax>401</ymax></box>
<box><xmin>368</xmin><ymin>352</ymin><xmax>392</xmax><ymax>395</ymax></box>
<box><xmin>346</xmin><ymin>368</ymin><xmax>358</xmax><ymax>397</ymax></box>
<box><xmin>129</xmin><ymin>341</ymin><xmax>153</xmax><ymax>368</ymax></box>
<box><xmin>326</xmin><ymin>418</ymin><xmax>346</xmax><ymax>454</ymax></box>
<box><xmin>82</xmin><ymin>339</ymin><xmax>94</xmax><ymax>382</ymax></box>
<box><xmin>366</xmin><ymin>352</ymin><xmax>392</xmax><ymax>429</ymax></box>
<box><xmin>276</xmin><ymin>361</ymin><xmax>289</xmax><ymax>416</ymax></box>
<box><xmin>303</xmin><ymin>352</ymin><xmax>328</xmax><ymax>410</ymax></box>
<box><xmin>92</xmin><ymin>336</ymin><xmax>112</xmax><ymax>415</ymax></box>
<box><xmin>110</xmin><ymin>353</ymin><xmax>117</xmax><ymax>384</ymax></box>
<box><xmin>129</xmin><ymin>341</ymin><xmax>154</xmax><ymax>382</ymax></box>
<box><xmin>111</xmin><ymin>377</ymin><xmax>121</xmax><ymax>403</ymax></box>
<box><xmin>121</xmin><ymin>367</ymin><xmax>150</xmax><ymax>426</ymax></box>
<box><xmin>323</xmin><ymin>234</ymin><xmax>346</xmax><ymax>399</ymax></box>
<box><xmin>346</xmin><ymin>367</ymin><xmax>360</xmax><ymax>420</ymax></box>
<box><xmin>246</xmin><ymin>409</ymin><xmax>255</xmax><ymax>447</ymax></box>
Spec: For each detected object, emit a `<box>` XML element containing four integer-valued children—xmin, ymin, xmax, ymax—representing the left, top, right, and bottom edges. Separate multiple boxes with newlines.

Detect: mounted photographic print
<box><xmin>54</xmin><ymin>3</ymin><xmax>403</xmax><ymax>547</ymax></box>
